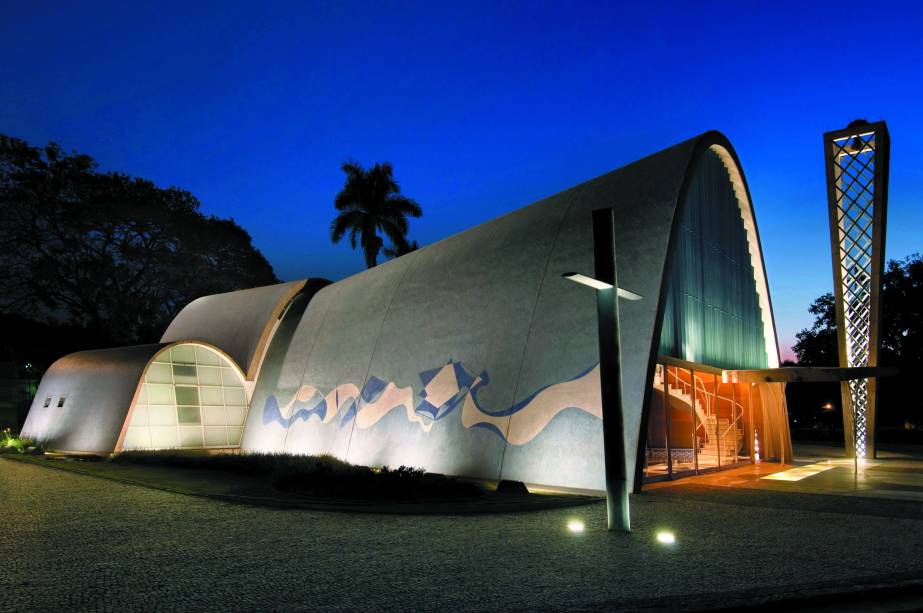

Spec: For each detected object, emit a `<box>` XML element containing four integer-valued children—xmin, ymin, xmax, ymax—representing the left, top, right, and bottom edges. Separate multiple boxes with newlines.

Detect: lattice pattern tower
<box><xmin>823</xmin><ymin>120</ymin><xmax>889</xmax><ymax>459</ymax></box>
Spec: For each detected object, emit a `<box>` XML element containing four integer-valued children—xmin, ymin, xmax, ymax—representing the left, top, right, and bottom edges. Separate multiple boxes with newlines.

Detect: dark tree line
<box><xmin>0</xmin><ymin>135</ymin><xmax>278</xmax><ymax>369</ymax></box>
<box><xmin>790</xmin><ymin>253</ymin><xmax>923</xmax><ymax>435</ymax></box>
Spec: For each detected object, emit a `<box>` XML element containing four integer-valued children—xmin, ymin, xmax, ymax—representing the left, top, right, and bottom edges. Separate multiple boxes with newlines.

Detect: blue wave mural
<box><xmin>261</xmin><ymin>361</ymin><xmax>602</xmax><ymax>445</ymax></box>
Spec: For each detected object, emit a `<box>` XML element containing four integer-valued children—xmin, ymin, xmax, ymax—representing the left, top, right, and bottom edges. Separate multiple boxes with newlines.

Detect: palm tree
<box><xmin>383</xmin><ymin>239</ymin><xmax>420</xmax><ymax>260</ymax></box>
<box><xmin>330</xmin><ymin>160</ymin><xmax>422</xmax><ymax>268</ymax></box>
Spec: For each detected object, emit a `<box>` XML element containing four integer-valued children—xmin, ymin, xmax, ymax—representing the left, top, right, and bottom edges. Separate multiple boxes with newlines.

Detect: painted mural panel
<box><xmin>346</xmin><ymin>199</ymin><xmax>566</xmax><ymax>480</ymax></box>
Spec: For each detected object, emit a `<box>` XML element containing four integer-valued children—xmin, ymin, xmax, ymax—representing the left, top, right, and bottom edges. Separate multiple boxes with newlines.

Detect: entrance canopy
<box><xmin>720</xmin><ymin>366</ymin><xmax>898</xmax><ymax>384</ymax></box>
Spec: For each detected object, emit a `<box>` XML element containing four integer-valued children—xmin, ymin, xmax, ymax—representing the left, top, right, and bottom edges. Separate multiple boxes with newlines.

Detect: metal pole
<box><xmin>714</xmin><ymin>376</ymin><xmax>722</xmax><ymax>470</ymax></box>
<box><xmin>779</xmin><ymin>385</ymin><xmax>786</xmax><ymax>466</ymax></box>
<box><xmin>748</xmin><ymin>384</ymin><xmax>755</xmax><ymax>463</ymax></box>
<box><xmin>592</xmin><ymin>208</ymin><xmax>630</xmax><ymax>533</ymax></box>
<box><xmin>664</xmin><ymin>366</ymin><xmax>673</xmax><ymax>479</ymax></box>
<box><xmin>853</xmin><ymin>404</ymin><xmax>859</xmax><ymax>477</ymax></box>
<box><xmin>691</xmin><ymin>368</ymin><xmax>699</xmax><ymax>474</ymax></box>
<box><xmin>731</xmin><ymin>377</ymin><xmax>738</xmax><ymax>465</ymax></box>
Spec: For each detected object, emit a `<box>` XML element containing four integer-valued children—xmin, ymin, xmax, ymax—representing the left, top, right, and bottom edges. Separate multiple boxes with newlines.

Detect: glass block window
<box><xmin>123</xmin><ymin>344</ymin><xmax>249</xmax><ymax>450</ymax></box>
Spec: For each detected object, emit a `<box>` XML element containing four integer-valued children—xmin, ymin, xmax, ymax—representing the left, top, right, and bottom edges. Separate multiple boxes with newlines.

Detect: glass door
<box><xmin>645</xmin><ymin>362</ymin><xmax>756</xmax><ymax>483</ymax></box>
<box><xmin>644</xmin><ymin>364</ymin><xmax>670</xmax><ymax>480</ymax></box>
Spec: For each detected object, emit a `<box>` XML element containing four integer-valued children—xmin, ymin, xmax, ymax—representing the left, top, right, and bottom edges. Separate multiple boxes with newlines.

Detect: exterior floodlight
<box><xmin>656</xmin><ymin>530</ymin><xmax>676</xmax><ymax>545</ymax></box>
<box><xmin>561</xmin><ymin>273</ymin><xmax>643</xmax><ymax>301</ymax></box>
<box><xmin>567</xmin><ymin>519</ymin><xmax>585</xmax><ymax>534</ymax></box>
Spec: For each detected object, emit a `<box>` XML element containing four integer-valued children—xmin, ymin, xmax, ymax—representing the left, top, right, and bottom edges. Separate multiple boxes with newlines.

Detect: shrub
<box><xmin>109</xmin><ymin>451</ymin><xmax>483</xmax><ymax>500</ymax></box>
<box><xmin>0</xmin><ymin>428</ymin><xmax>41</xmax><ymax>454</ymax></box>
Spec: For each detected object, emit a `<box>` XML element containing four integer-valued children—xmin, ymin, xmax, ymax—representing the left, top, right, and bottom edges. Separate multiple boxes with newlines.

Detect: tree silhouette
<box><xmin>791</xmin><ymin>253</ymin><xmax>923</xmax><ymax>429</ymax></box>
<box><xmin>383</xmin><ymin>239</ymin><xmax>420</xmax><ymax>260</ymax></box>
<box><xmin>793</xmin><ymin>254</ymin><xmax>923</xmax><ymax>368</ymax></box>
<box><xmin>330</xmin><ymin>160</ymin><xmax>421</xmax><ymax>268</ymax></box>
<box><xmin>0</xmin><ymin>134</ymin><xmax>278</xmax><ymax>353</ymax></box>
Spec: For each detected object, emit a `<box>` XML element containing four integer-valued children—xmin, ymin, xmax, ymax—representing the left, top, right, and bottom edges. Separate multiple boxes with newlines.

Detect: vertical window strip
<box><xmin>659</xmin><ymin>151</ymin><xmax>768</xmax><ymax>370</ymax></box>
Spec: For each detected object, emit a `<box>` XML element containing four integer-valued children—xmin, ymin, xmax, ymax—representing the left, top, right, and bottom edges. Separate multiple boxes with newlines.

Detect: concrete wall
<box><xmin>21</xmin><ymin>344</ymin><xmax>166</xmax><ymax>453</ymax></box>
<box><xmin>22</xmin><ymin>132</ymin><xmax>779</xmax><ymax>483</ymax></box>
<box><xmin>20</xmin><ymin>279</ymin><xmax>330</xmax><ymax>454</ymax></box>
<box><xmin>243</xmin><ymin>132</ymin><xmax>771</xmax><ymax>492</ymax></box>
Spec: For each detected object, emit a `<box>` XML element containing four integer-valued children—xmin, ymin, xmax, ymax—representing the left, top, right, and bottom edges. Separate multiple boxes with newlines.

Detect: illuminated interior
<box><xmin>643</xmin><ymin>145</ymin><xmax>785</xmax><ymax>481</ymax></box>
<box><xmin>122</xmin><ymin>344</ymin><xmax>249</xmax><ymax>450</ymax></box>
<box><xmin>645</xmin><ymin>363</ymin><xmax>754</xmax><ymax>479</ymax></box>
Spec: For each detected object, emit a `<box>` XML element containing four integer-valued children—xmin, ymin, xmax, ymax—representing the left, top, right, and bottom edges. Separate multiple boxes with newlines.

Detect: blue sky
<box><xmin>3</xmin><ymin>1</ymin><xmax>922</xmax><ymax>359</ymax></box>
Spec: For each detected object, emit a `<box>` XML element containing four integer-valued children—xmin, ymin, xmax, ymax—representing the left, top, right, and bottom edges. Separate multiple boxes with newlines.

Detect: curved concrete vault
<box><xmin>241</xmin><ymin>131</ymin><xmax>780</xmax><ymax>492</ymax></box>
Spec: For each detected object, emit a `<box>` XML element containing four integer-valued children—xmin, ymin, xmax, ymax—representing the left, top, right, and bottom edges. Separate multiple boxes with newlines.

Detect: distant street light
<box><xmin>562</xmin><ymin>208</ymin><xmax>642</xmax><ymax>533</ymax></box>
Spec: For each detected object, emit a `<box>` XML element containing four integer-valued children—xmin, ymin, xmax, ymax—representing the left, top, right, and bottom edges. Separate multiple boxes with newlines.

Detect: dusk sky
<box><xmin>4</xmin><ymin>2</ymin><xmax>922</xmax><ymax>360</ymax></box>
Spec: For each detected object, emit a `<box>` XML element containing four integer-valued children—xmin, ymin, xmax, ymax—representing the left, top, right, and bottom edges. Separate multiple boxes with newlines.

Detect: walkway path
<box><xmin>2</xmin><ymin>458</ymin><xmax>923</xmax><ymax>611</ymax></box>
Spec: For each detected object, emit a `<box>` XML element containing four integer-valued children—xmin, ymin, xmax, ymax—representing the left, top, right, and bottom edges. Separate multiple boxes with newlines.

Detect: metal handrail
<box><xmin>661</xmin><ymin>367</ymin><xmax>745</xmax><ymax>448</ymax></box>
<box><xmin>663</xmin><ymin>367</ymin><xmax>745</xmax><ymax>415</ymax></box>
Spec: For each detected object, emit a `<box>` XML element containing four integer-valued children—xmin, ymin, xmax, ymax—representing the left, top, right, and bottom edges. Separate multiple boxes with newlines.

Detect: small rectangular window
<box><xmin>43</xmin><ymin>396</ymin><xmax>51</xmax><ymax>408</ymax></box>
<box><xmin>177</xmin><ymin>405</ymin><xmax>201</xmax><ymax>425</ymax></box>
<box><xmin>57</xmin><ymin>396</ymin><xmax>66</xmax><ymax>408</ymax></box>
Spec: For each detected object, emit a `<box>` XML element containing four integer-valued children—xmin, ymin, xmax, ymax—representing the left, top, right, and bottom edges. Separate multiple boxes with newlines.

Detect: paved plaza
<box><xmin>3</xmin><ymin>455</ymin><xmax>923</xmax><ymax>612</ymax></box>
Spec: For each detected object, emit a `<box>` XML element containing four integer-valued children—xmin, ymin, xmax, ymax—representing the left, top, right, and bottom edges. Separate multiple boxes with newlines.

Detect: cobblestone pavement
<box><xmin>2</xmin><ymin>459</ymin><xmax>923</xmax><ymax>612</ymax></box>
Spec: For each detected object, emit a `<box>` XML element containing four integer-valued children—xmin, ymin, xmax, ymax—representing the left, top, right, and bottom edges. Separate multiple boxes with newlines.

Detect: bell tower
<box><xmin>822</xmin><ymin>120</ymin><xmax>889</xmax><ymax>459</ymax></box>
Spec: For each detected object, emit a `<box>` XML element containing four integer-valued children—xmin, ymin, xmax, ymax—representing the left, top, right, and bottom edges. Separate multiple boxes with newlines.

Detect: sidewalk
<box><xmin>646</xmin><ymin>443</ymin><xmax>923</xmax><ymax>505</ymax></box>
<box><xmin>3</xmin><ymin>457</ymin><xmax>923</xmax><ymax>611</ymax></box>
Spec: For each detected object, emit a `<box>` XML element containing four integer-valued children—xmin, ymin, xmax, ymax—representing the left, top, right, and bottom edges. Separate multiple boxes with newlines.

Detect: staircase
<box><xmin>652</xmin><ymin>368</ymin><xmax>746</xmax><ymax>466</ymax></box>
<box><xmin>697</xmin><ymin>415</ymin><xmax>745</xmax><ymax>464</ymax></box>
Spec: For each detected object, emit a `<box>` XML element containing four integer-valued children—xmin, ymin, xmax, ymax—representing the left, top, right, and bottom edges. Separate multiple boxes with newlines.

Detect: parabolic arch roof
<box><xmin>161</xmin><ymin>279</ymin><xmax>328</xmax><ymax>381</ymax></box>
<box><xmin>241</xmin><ymin>130</ymin><xmax>781</xmax><ymax>491</ymax></box>
<box><xmin>22</xmin><ymin>280</ymin><xmax>331</xmax><ymax>453</ymax></box>
<box><xmin>21</xmin><ymin>341</ymin><xmax>246</xmax><ymax>453</ymax></box>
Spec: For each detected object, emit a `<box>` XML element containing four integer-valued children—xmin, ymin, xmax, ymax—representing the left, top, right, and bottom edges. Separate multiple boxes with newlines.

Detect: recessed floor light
<box><xmin>656</xmin><ymin>530</ymin><xmax>676</xmax><ymax>545</ymax></box>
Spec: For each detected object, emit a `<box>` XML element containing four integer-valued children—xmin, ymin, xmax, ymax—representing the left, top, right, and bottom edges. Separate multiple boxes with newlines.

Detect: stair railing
<box><xmin>661</xmin><ymin>367</ymin><xmax>746</xmax><ymax>452</ymax></box>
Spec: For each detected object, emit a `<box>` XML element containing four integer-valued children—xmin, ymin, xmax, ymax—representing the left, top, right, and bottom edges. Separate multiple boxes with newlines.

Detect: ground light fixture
<box><xmin>655</xmin><ymin>530</ymin><xmax>676</xmax><ymax>545</ymax></box>
<box><xmin>567</xmin><ymin>519</ymin><xmax>586</xmax><ymax>534</ymax></box>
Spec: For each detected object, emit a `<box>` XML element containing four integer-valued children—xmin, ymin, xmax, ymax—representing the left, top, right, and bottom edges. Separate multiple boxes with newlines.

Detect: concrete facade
<box><xmin>241</xmin><ymin>131</ymin><xmax>780</xmax><ymax>492</ymax></box>
<box><xmin>161</xmin><ymin>280</ymin><xmax>316</xmax><ymax>381</ymax></box>
<box><xmin>22</xmin><ymin>344</ymin><xmax>168</xmax><ymax>453</ymax></box>
<box><xmin>21</xmin><ymin>282</ymin><xmax>324</xmax><ymax>453</ymax></box>
<box><xmin>21</xmin><ymin>131</ymin><xmax>782</xmax><ymax>493</ymax></box>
